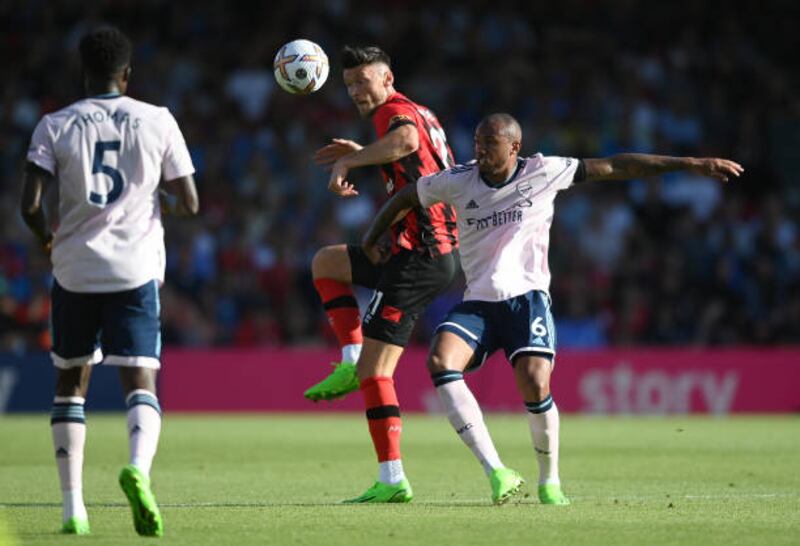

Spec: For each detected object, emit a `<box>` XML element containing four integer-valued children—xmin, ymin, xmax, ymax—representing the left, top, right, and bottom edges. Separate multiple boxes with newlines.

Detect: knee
<box><xmin>515</xmin><ymin>359</ymin><xmax>552</xmax><ymax>400</ymax></box>
<box><xmin>525</xmin><ymin>376</ymin><xmax>550</xmax><ymax>400</ymax></box>
<box><xmin>119</xmin><ymin>367</ymin><xmax>157</xmax><ymax>396</ymax></box>
<box><xmin>55</xmin><ymin>367</ymin><xmax>88</xmax><ymax>397</ymax></box>
<box><xmin>311</xmin><ymin>246</ymin><xmax>336</xmax><ymax>278</ymax></box>
<box><xmin>426</xmin><ymin>350</ymin><xmax>452</xmax><ymax>376</ymax></box>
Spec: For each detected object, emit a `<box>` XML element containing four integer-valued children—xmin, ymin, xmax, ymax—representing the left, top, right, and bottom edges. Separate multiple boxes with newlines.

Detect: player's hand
<box><xmin>314</xmin><ymin>139</ymin><xmax>363</xmax><ymax>166</ymax></box>
<box><xmin>690</xmin><ymin>158</ymin><xmax>744</xmax><ymax>182</ymax></box>
<box><xmin>328</xmin><ymin>160</ymin><xmax>359</xmax><ymax>197</ymax></box>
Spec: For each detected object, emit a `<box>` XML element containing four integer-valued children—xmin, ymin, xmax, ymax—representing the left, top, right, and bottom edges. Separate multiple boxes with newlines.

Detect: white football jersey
<box><xmin>417</xmin><ymin>154</ymin><xmax>579</xmax><ymax>302</ymax></box>
<box><xmin>27</xmin><ymin>95</ymin><xmax>194</xmax><ymax>293</ymax></box>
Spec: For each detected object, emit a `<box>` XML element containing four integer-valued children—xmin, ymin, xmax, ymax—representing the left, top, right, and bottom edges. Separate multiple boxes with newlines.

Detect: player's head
<box><xmin>341</xmin><ymin>45</ymin><xmax>395</xmax><ymax>118</ymax></box>
<box><xmin>474</xmin><ymin>113</ymin><xmax>522</xmax><ymax>175</ymax></box>
<box><xmin>79</xmin><ymin>26</ymin><xmax>132</xmax><ymax>94</ymax></box>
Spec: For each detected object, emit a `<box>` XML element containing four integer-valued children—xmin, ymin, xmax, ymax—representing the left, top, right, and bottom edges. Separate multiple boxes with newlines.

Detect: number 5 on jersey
<box><xmin>90</xmin><ymin>140</ymin><xmax>124</xmax><ymax>206</ymax></box>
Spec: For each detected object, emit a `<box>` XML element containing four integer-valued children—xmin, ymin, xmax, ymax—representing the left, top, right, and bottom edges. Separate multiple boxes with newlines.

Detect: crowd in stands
<box><xmin>1</xmin><ymin>0</ymin><xmax>797</xmax><ymax>353</ymax></box>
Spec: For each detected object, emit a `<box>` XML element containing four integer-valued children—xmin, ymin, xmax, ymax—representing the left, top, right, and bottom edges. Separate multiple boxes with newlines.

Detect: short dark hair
<box><xmin>478</xmin><ymin>113</ymin><xmax>522</xmax><ymax>142</ymax></box>
<box><xmin>79</xmin><ymin>26</ymin><xmax>132</xmax><ymax>78</ymax></box>
<box><xmin>341</xmin><ymin>45</ymin><xmax>391</xmax><ymax>69</ymax></box>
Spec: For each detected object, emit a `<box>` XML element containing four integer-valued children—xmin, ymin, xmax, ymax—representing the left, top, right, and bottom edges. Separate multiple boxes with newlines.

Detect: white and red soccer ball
<box><xmin>273</xmin><ymin>39</ymin><xmax>329</xmax><ymax>95</ymax></box>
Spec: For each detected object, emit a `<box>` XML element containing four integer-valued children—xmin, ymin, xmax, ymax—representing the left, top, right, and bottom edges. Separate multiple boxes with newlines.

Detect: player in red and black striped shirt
<box><xmin>306</xmin><ymin>46</ymin><xmax>459</xmax><ymax>502</ymax></box>
<box><xmin>368</xmin><ymin>93</ymin><xmax>458</xmax><ymax>256</ymax></box>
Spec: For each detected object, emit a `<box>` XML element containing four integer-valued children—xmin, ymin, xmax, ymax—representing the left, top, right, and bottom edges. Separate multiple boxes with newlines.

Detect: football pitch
<box><xmin>1</xmin><ymin>414</ymin><xmax>798</xmax><ymax>546</ymax></box>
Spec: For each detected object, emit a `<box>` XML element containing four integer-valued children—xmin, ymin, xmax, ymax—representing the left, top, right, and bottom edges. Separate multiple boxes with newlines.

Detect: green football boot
<box><xmin>342</xmin><ymin>479</ymin><xmax>414</xmax><ymax>504</ymax></box>
<box><xmin>489</xmin><ymin>468</ymin><xmax>525</xmax><ymax>505</ymax></box>
<box><xmin>118</xmin><ymin>465</ymin><xmax>164</xmax><ymax>537</ymax></box>
<box><xmin>61</xmin><ymin>517</ymin><xmax>90</xmax><ymax>535</ymax></box>
<box><xmin>303</xmin><ymin>362</ymin><xmax>359</xmax><ymax>401</ymax></box>
<box><xmin>538</xmin><ymin>483</ymin><xmax>571</xmax><ymax>505</ymax></box>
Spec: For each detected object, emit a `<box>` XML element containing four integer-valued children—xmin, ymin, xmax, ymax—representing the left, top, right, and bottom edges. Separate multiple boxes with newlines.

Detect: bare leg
<box><xmin>55</xmin><ymin>366</ymin><xmax>92</xmax><ymax>397</ymax></box>
<box><xmin>355</xmin><ymin>337</ymin><xmax>404</xmax><ymax>380</ymax></box>
<box><xmin>311</xmin><ymin>244</ymin><xmax>353</xmax><ymax>282</ymax></box>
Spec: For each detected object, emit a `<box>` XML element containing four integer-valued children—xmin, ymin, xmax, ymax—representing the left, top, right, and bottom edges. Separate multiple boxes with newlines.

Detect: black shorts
<box><xmin>348</xmin><ymin>245</ymin><xmax>459</xmax><ymax>347</ymax></box>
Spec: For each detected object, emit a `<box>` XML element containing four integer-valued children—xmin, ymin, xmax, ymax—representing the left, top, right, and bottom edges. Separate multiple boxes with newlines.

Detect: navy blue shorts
<box><xmin>435</xmin><ymin>290</ymin><xmax>556</xmax><ymax>370</ymax></box>
<box><xmin>50</xmin><ymin>279</ymin><xmax>161</xmax><ymax>369</ymax></box>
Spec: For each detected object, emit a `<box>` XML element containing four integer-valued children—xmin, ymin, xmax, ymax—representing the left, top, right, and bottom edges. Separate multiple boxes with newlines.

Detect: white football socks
<box><xmin>435</xmin><ymin>374</ymin><xmax>504</xmax><ymax>475</ymax></box>
<box><xmin>342</xmin><ymin>343</ymin><xmax>362</xmax><ymax>365</ymax></box>
<box><xmin>526</xmin><ymin>395</ymin><xmax>561</xmax><ymax>485</ymax></box>
<box><xmin>51</xmin><ymin>396</ymin><xmax>87</xmax><ymax>522</ymax></box>
<box><xmin>125</xmin><ymin>389</ymin><xmax>162</xmax><ymax>478</ymax></box>
<box><xmin>378</xmin><ymin>459</ymin><xmax>406</xmax><ymax>485</ymax></box>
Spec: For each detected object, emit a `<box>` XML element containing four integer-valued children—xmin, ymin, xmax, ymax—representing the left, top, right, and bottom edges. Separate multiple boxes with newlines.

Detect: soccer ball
<box><xmin>273</xmin><ymin>39</ymin><xmax>329</xmax><ymax>95</ymax></box>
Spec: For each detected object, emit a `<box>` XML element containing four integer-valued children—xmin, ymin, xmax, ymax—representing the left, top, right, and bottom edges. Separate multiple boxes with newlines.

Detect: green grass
<box><xmin>1</xmin><ymin>414</ymin><xmax>798</xmax><ymax>545</ymax></box>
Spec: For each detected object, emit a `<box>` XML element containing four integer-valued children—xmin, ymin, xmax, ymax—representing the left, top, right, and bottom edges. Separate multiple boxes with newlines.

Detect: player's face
<box><xmin>474</xmin><ymin>129</ymin><xmax>518</xmax><ymax>175</ymax></box>
<box><xmin>343</xmin><ymin>63</ymin><xmax>392</xmax><ymax>117</ymax></box>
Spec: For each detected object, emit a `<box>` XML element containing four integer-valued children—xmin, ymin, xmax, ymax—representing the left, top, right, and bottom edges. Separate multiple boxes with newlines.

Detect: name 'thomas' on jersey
<box><xmin>417</xmin><ymin>154</ymin><xmax>581</xmax><ymax>302</ymax></box>
<box><xmin>26</xmin><ymin>95</ymin><xmax>195</xmax><ymax>293</ymax></box>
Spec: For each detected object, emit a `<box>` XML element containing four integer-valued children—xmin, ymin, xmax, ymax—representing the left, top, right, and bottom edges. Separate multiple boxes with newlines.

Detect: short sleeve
<box><xmin>27</xmin><ymin>117</ymin><xmax>56</xmax><ymax>175</ymax></box>
<box><xmin>543</xmin><ymin>156</ymin><xmax>581</xmax><ymax>192</ymax></box>
<box><xmin>372</xmin><ymin>101</ymin><xmax>417</xmax><ymax>136</ymax></box>
<box><xmin>417</xmin><ymin>171</ymin><xmax>452</xmax><ymax>208</ymax></box>
<box><xmin>161</xmin><ymin>110</ymin><xmax>195</xmax><ymax>181</ymax></box>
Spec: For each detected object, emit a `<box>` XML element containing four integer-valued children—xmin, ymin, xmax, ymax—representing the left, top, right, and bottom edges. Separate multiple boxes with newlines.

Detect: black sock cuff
<box><xmin>366</xmin><ymin>405</ymin><xmax>401</xmax><ymax>419</ymax></box>
<box><xmin>323</xmin><ymin>295</ymin><xmax>359</xmax><ymax>310</ymax></box>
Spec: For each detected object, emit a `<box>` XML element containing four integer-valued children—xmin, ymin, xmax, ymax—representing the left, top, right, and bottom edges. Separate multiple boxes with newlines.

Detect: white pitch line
<box><xmin>574</xmin><ymin>492</ymin><xmax>798</xmax><ymax>502</ymax></box>
<box><xmin>1</xmin><ymin>492</ymin><xmax>796</xmax><ymax>510</ymax></box>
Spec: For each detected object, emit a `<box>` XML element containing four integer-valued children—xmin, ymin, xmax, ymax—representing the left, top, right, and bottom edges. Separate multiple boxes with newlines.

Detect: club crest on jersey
<box><xmin>516</xmin><ymin>180</ymin><xmax>532</xmax><ymax>198</ymax></box>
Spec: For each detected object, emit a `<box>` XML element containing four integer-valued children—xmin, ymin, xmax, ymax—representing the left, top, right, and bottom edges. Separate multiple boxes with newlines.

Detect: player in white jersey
<box><xmin>362</xmin><ymin>113</ymin><xmax>742</xmax><ymax>505</ymax></box>
<box><xmin>20</xmin><ymin>27</ymin><xmax>198</xmax><ymax>537</ymax></box>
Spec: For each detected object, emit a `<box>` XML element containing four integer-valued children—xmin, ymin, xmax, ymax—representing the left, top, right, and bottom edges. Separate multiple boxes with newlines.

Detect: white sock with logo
<box><xmin>435</xmin><ymin>372</ymin><xmax>504</xmax><ymax>475</ymax></box>
<box><xmin>51</xmin><ymin>396</ymin><xmax>88</xmax><ymax>522</ymax></box>
<box><xmin>526</xmin><ymin>395</ymin><xmax>561</xmax><ymax>485</ymax></box>
<box><xmin>125</xmin><ymin>389</ymin><xmax>162</xmax><ymax>478</ymax></box>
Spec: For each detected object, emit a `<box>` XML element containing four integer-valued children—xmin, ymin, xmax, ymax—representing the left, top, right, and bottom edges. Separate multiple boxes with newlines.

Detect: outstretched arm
<box><xmin>313</xmin><ymin>138</ymin><xmax>363</xmax><ymax>164</ymax></box>
<box><xmin>582</xmin><ymin>154</ymin><xmax>743</xmax><ymax>183</ymax></box>
<box><xmin>20</xmin><ymin>162</ymin><xmax>53</xmax><ymax>255</ymax></box>
<box><xmin>322</xmin><ymin>125</ymin><xmax>420</xmax><ymax>197</ymax></box>
<box><xmin>361</xmin><ymin>183</ymin><xmax>421</xmax><ymax>263</ymax></box>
